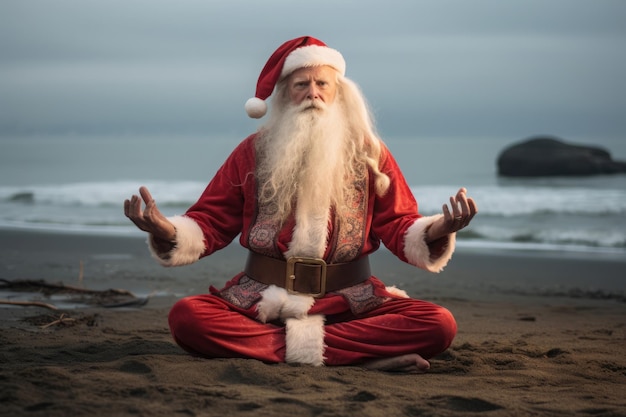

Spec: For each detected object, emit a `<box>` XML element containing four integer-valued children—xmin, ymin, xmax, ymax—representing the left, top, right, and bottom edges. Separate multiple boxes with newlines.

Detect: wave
<box><xmin>3</xmin><ymin>182</ymin><xmax>626</xmax><ymax>216</ymax></box>
<box><xmin>461</xmin><ymin>229</ymin><xmax>626</xmax><ymax>251</ymax></box>
<box><xmin>411</xmin><ymin>185</ymin><xmax>626</xmax><ymax>216</ymax></box>
<box><xmin>0</xmin><ymin>181</ymin><xmax>205</xmax><ymax>208</ymax></box>
<box><xmin>1</xmin><ymin>181</ymin><xmax>625</xmax><ymax>254</ymax></box>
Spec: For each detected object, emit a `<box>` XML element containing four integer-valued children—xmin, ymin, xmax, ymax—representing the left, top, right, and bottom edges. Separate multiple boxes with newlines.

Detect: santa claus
<box><xmin>124</xmin><ymin>36</ymin><xmax>477</xmax><ymax>372</ymax></box>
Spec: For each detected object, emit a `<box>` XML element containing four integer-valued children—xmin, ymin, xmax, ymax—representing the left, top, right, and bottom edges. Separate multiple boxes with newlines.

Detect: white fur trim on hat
<box><xmin>245</xmin><ymin>97</ymin><xmax>268</xmax><ymax>119</ymax></box>
<box><xmin>281</xmin><ymin>44</ymin><xmax>346</xmax><ymax>78</ymax></box>
<box><xmin>148</xmin><ymin>215</ymin><xmax>206</xmax><ymax>267</ymax></box>
<box><xmin>403</xmin><ymin>214</ymin><xmax>456</xmax><ymax>273</ymax></box>
<box><xmin>285</xmin><ymin>314</ymin><xmax>326</xmax><ymax>366</ymax></box>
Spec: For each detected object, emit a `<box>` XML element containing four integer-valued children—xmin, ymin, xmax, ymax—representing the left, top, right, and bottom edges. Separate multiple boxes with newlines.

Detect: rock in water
<box><xmin>497</xmin><ymin>136</ymin><xmax>626</xmax><ymax>177</ymax></box>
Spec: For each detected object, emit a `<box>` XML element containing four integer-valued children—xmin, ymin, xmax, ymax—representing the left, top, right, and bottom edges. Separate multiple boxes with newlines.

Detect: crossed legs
<box><xmin>168</xmin><ymin>294</ymin><xmax>456</xmax><ymax>371</ymax></box>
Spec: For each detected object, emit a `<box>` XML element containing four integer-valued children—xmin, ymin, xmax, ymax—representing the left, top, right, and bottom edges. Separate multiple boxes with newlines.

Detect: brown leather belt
<box><xmin>244</xmin><ymin>251</ymin><xmax>371</xmax><ymax>298</ymax></box>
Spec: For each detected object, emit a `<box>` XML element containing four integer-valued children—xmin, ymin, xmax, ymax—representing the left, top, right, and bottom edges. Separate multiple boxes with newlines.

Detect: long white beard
<box><xmin>256</xmin><ymin>99</ymin><xmax>351</xmax><ymax>257</ymax></box>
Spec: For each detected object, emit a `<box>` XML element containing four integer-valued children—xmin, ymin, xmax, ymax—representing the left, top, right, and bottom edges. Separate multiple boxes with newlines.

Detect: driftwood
<box><xmin>0</xmin><ymin>299</ymin><xmax>58</xmax><ymax>310</ymax></box>
<box><xmin>0</xmin><ymin>278</ymin><xmax>135</xmax><ymax>296</ymax></box>
<box><xmin>0</xmin><ymin>279</ymin><xmax>150</xmax><ymax>309</ymax></box>
<box><xmin>39</xmin><ymin>313</ymin><xmax>76</xmax><ymax>329</ymax></box>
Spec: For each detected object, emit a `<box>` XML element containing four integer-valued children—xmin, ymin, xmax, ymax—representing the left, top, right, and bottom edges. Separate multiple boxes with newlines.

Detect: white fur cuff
<box><xmin>285</xmin><ymin>315</ymin><xmax>326</xmax><ymax>366</ymax></box>
<box><xmin>403</xmin><ymin>214</ymin><xmax>456</xmax><ymax>273</ymax></box>
<box><xmin>148</xmin><ymin>215</ymin><xmax>206</xmax><ymax>267</ymax></box>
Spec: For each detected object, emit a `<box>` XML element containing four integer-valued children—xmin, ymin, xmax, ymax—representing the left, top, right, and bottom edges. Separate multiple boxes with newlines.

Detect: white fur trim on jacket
<box><xmin>255</xmin><ymin>286</ymin><xmax>324</xmax><ymax>365</ymax></box>
<box><xmin>256</xmin><ymin>285</ymin><xmax>315</xmax><ymax>323</ymax></box>
<box><xmin>385</xmin><ymin>286</ymin><xmax>410</xmax><ymax>298</ymax></box>
<box><xmin>148</xmin><ymin>215</ymin><xmax>206</xmax><ymax>267</ymax></box>
<box><xmin>285</xmin><ymin>315</ymin><xmax>326</xmax><ymax>366</ymax></box>
<box><xmin>403</xmin><ymin>214</ymin><xmax>456</xmax><ymax>273</ymax></box>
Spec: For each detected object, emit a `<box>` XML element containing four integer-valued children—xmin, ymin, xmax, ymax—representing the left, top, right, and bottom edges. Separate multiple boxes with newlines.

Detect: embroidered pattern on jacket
<box><xmin>334</xmin><ymin>281</ymin><xmax>384</xmax><ymax>315</ymax></box>
<box><xmin>234</xmin><ymin>162</ymin><xmax>386</xmax><ymax>314</ymax></box>
<box><xmin>219</xmin><ymin>276</ymin><xmax>268</xmax><ymax>310</ymax></box>
<box><xmin>248</xmin><ymin>191</ymin><xmax>281</xmax><ymax>256</ymax></box>
<box><xmin>330</xmin><ymin>163</ymin><xmax>367</xmax><ymax>263</ymax></box>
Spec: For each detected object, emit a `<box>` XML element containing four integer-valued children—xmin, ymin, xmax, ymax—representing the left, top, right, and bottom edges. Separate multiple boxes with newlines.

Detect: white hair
<box><xmin>255</xmin><ymin>72</ymin><xmax>390</xmax><ymax>224</ymax></box>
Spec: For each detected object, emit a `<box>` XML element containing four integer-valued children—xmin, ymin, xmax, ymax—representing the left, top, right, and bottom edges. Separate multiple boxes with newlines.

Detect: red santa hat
<box><xmin>245</xmin><ymin>36</ymin><xmax>346</xmax><ymax>118</ymax></box>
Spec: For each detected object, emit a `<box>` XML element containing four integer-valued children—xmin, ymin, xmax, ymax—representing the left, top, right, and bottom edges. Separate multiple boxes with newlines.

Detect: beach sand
<box><xmin>1</xmin><ymin>229</ymin><xmax>625</xmax><ymax>417</ymax></box>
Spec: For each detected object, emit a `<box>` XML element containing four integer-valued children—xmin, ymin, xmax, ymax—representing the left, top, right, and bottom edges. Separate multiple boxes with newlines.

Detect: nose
<box><xmin>306</xmin><ymin>84</ymin><xmax>319</xmax><ymax>100</ymax></box>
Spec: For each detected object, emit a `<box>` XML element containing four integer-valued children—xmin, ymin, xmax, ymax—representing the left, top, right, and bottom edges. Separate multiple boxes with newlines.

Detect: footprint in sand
<box><xmin>427</xmin><ymin>395</ymin><xmax>503</xmax><ymax>413</ymax></box>
<box><xmin>119</xmin><ymin>359</ymin><xmax>152</xmax><ymax>374</ymax></box>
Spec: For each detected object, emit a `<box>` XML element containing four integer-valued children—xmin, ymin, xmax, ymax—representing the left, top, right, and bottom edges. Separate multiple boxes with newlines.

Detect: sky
<box><xmin>1</xmin><ymin>0</ymin><xmax>625</xmax><ymax>142</ymax></box>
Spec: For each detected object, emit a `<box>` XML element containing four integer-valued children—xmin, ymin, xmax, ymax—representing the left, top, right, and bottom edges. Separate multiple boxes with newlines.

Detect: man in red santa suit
<box><xmin>124</xmin><ymin>36</ymin><xmax>477</xmax><ymax>372</ymax></box>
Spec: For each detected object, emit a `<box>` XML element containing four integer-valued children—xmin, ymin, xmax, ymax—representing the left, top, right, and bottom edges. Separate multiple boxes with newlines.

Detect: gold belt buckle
<box><xmin>286</xmin><ymin>256</ymin><xmax>327</xmax><ymax>298</ymax></box>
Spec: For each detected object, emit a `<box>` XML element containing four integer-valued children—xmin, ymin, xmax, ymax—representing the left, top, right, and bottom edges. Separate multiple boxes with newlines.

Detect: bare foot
<box><xmin>362</xmin><ymin>354</ymin><xmax>430</xmax><ymax>373</ymax></box>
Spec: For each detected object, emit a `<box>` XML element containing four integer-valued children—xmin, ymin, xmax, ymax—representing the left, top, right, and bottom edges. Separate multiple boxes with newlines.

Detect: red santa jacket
<box><xmin>149</xmin><ymin>134</ymin><xmax>454</xmax><ymax>269</ymax></box>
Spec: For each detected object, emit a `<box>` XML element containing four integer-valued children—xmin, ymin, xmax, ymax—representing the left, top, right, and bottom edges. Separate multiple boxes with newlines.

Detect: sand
<box><xmin>1</xmin><ymin>229</ymin><xmax>625</xmax><ymax>417</ymax></box>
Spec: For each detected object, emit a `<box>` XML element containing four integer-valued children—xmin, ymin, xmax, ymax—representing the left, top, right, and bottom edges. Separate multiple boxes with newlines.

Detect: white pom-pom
<box><xmin>245</xmin><ymin>97</ymin><xmax>267</xmax><ymax>118</ymax></box>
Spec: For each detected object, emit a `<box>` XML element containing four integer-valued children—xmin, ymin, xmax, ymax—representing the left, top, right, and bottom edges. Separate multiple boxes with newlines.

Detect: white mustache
<box><xmin>296</xmin><ymin>99</ymin><xmax>327</xmax><ymax>112</ymax></box>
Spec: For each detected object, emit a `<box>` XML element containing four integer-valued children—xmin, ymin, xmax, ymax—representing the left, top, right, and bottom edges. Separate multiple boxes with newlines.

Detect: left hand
<box><xmin>426</xmin><ymin>187</ymin><xmax>478</xmax><ymax>243</ymax></box>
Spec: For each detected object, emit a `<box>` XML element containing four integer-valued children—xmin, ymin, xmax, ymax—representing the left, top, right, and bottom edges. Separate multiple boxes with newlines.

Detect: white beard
<box><xmin>256</xmin><ymin>98</ymin><xmax>351</xmax><ymax>258</ymax></box>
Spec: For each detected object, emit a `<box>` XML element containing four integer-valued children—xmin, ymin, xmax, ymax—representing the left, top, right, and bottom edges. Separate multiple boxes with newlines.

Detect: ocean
<box><xmin>1</xmin><ymin>133</ymin><xmax>625</xmax><ymax>258</ymax></box>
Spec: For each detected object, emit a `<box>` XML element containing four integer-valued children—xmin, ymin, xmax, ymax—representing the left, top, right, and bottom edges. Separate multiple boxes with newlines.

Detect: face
<box><xmin>287</xmin><ymin>65</ymin><xmax>338</xmax><ymax>107</ymax></box>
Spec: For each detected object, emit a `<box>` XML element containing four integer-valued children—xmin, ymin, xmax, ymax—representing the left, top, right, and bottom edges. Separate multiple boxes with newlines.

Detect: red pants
<box><xmin>168</xmin><ymin>293</ymin><xmax>456</xmax><ymax>365</ymax></box>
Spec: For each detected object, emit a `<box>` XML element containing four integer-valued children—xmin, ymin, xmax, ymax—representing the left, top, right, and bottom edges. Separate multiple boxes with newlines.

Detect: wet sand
<box><xmin>1</xmin><ymin>229</ymin><xmax>625</xmax><ymax>416</ymax></box>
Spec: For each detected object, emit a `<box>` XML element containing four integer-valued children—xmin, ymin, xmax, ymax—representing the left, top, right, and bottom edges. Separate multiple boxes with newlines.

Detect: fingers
<box><xmin>123</xmin><ymin>199</ymin><xmax>130</xmax><ymax>217</ymax></box>
<box><xmin>123</xmin><ymin>187</ymin><xmax>154</xmax><ymax>232</ymax></box>
<box><xmin>139</xmin><ymin>186</ymin><xmax>153</xmax><ymax>205</ymax></box>
<box><xmin>143</xmin><ymin>196</ymin><xmax>159</xmax><ymax>224</ymax></box>
<box><xmin>442</xmin><ymin>203</ymin><xmax>453</xmax><ymax>222</ymax></box>
<box><xmin>124</xmin><ymin>194</ymin><xmax>139</xmax><ymax>219</ymax></box>
<box><xmin>141</xmin><ymin>187</ymin><xmax>165</xmax><ymax>225</ymax></box>
<box><xmin>124</xmin><ymin>187</ymin><xmax>175</xmax><ymax>240</ymax></box>
<box><xmin>136</xmin><ymin>186</ymin><xmax>160</xmax><ymax>227</ymax></box>
<box><xmin>467</xmin><ymin>197</ymin><xmax>478</xmax><ymax>220</ymax></box>
<box><xmin>449</xmin><ymin>195</ymin><xmax>462</xmax><ymax>218</ymax></box>
<box><xmin>123</xmin><ymin>187</ymin><xmax>152</xmax><ymax>217</ymax></box>
<box><xmin>448</xmin><ymin>192</ymin><xmax>466</xmax><ymax>220</ymax></box>
<box><xmin>445</xmin><ymin>187</ymin><xmax>477</xmax><ymax>231</ymax></box>
<box><xmin>123</xmin><ymin>194</ymin><xmax>143</xmax><ymax>229</ymax></box>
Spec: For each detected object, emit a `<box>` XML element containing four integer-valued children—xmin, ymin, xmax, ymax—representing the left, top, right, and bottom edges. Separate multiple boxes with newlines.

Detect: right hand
<box><xmin>426</xmin><ymin>187</ymin><xmax>478</xmax><ymax>243</ymax></box>
<box><xmin>124</xmin><ymin>186</ymin><xmax>176</xmax><ymax>242</ymax></box>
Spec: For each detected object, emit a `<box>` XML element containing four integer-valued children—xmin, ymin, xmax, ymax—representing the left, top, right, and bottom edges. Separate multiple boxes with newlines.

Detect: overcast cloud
<box><xmin>1</xmin><ymin>0</ymin><xmax>625</xmax><ymax>140</ymax></box>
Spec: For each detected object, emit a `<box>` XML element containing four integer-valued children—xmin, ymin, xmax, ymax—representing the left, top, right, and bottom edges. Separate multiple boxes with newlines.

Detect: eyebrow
<box><xmin>292</xmin><ymin>75</ymin><xmax>329</xmax><ymax>84</ymax></box>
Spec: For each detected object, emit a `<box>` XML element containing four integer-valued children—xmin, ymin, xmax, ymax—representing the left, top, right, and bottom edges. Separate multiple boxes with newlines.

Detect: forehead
<box><xmin>288</xmin><ymin>65</ymin><xmax>337</xmax><ymax>81</ymax></box>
